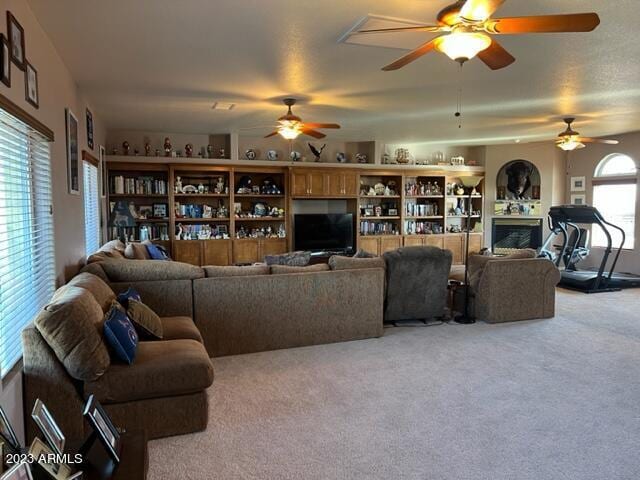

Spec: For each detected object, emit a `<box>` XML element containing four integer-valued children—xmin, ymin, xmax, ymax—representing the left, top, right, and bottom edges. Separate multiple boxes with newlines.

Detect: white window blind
<box><xmin>0</xmin><ymin>107</ymin><xmax>55</xmax><ymax>377</ymax></box>
<box><xmin>83</xmin><ymin>160</ymin><xmax>100</xmax><ymax>255</ymax></box>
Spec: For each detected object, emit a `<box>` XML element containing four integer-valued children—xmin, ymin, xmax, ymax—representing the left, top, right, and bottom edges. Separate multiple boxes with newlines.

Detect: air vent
<box><xmin>211</xmin><ymin>102</ymin><xmax>236</xmax><ymax>111</ymax></box>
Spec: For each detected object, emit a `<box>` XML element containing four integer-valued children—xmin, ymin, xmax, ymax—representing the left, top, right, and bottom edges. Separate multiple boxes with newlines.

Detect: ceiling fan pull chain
<box><xmin>455</xmin><ymin>62</ymin><xmax>463</xmax><ymax>128</ymax></box>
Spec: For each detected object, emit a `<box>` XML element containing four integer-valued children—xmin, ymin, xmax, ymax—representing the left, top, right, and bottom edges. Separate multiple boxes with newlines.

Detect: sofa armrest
<box><xmin>21</xmin><ymin>327</ymin><xmax>86</xmax><ymax>444</ymax></box>
<box><xmin>475</xmin><ymin>258</ymin><xmax>560</xmax><ymax>323</ymax></box>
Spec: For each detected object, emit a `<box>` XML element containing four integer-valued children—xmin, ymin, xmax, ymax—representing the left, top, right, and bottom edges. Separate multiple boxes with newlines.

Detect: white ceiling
<box><xmin>28</xmin><ymin>0</ymin><xmax>640</xmax><ymax>145</ymax></box>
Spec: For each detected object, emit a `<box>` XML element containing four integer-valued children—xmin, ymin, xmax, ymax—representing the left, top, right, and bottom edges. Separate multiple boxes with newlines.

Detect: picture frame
<box><xmin>0</xmin><ymin>405</ymin><xmax>20</xmax><ymax>452</ymax></box>
<box><xmin>570</xmin><ymin>176</ymin><xmax>586</xmax><ymax>192</ymax></box>
<box><xmin>28</xmin><ymin>437</ymin><xmax>71</xmax><ymax>480</ymax></box>
<box><xmin>6</xmin><ymin>12</ymin><xmax>25</xmax><ymax>71</ymax></box>
<box><xmin>570</xmin><ymin>193</ymin><xmax>586</xmax><ymax>206</ymax></box>
<box><xmin>86</xmin><ymin>109</ymin><xmax>94</xmax><ymax>150</ymax></box>
<box><xmin>66</xmin><ymin>109</ymin><xmax>80</xmax><ymax>195</ymax></box>
<box><xmin>31</xmin><ymin>399</ymin><xmax>65</xmax><ymax>455</ymax></box>
<box><xmin>0</xmin><ymin>33</ymin><xmax>10</xmax><ymax>88</ymax></box>
<box><xmin>153</xmin><ymin>203</ymin><xmax>167</xmax><ymax>218</ymax></box>
<box><xmin>218</xmin><ymin>225</ymin><xmax>228</xmax><ymax>234</ymax></box>
<box><xmin>388</xmin><ymin>208</ymin><xmax>398</xmax><ymax>216</ymax></box>
<box><xmin>83</xmin><ymin>395</ymin><xmax>121</xmax><ymax>464</ymax></box>
<box><xmin>24</xmin><ymin>61</ymin><xmax>38</xmax><ymax>109</ymax></box>
<box><xmin>138</xmin><ymin>205</ymin><xmax>153</xmax><ymax>219</ymax></box>
<box><xmin>0</xmin><ymin>461</ymin><xmax>33</xmax><ymax>480</ymax></box>
<box><xmin>364</xmin><ymin>207</ymin><xmax>374</xmax><ymax>217</ymax></box>
<box><xmin>99</xmin><ymin>146</ymin><xmax>107</xmax><ymax>197</ymax></box>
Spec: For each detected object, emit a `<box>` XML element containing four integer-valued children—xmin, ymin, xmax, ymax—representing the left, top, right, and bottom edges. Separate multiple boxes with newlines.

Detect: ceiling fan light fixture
<box><xmin>434</xmin><ymin>31</ymin><xmax>491</xmax><ymax>62</ymax></box>
<box><xmin>278</xmin><ymin>120</ymin><xmax>302</xmax><ymax>140</ymax></box>
<box><xmin>557</xmin><ymin>137</ymin><xmax>585</xmax><ymax>151</ymax></box>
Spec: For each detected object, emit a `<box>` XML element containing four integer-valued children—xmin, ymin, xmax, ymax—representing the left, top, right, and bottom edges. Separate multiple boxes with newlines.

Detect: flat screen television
<box><xmin>294</xmin><ymin>214</ymin><xmax>354</xmax><ymax>253</ymax></box>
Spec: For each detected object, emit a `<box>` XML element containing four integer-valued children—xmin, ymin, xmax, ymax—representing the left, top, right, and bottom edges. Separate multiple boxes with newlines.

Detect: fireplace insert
<box><xmin>492</xmin><ymin>218</ymin><xmax>543</xmax><ymax>255</ymax></box>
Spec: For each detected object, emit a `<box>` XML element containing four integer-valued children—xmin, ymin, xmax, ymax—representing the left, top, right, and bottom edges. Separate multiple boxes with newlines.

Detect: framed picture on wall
<box><xmin>99</xmin><ymin>145</ymin><xmax>107</xmax><ymax>197</ymax></box>
<box><xmin>6</xmin><ymin>12</ymin><xmax>25</xmax><ymax>70</ymax></box>
<box><xmin>570</xmin><ymin>194</ymin><xmax>586</xmax><ymax>206</ymax></box>
<box><xmin>66</xmin><ymin>108</ymin><xmax>80</xmax><ymax>195</ymax></box>
<box><xmin>24</xmin><ymin>61</ymin><xmax>38</xmax><ymax>108</ymax></box>
<box><xmin>570</xmin><ymin>176</ymin><xmax>586</xmax><ymax>192</ymax></box>
<box><xmin>86</xmin><ymin>108</ymin><xmax>94</xmax><ymax>150</ymax></box>
<box><xmin>0</xmin><ymin>33</ymin><xmax>10</xmax><ymax>87</ymax></box>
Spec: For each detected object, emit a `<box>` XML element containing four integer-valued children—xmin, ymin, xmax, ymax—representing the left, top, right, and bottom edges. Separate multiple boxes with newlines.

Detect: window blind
<box><xmin>83</xmin><ymin>160</ymin><xmax>100</xmax><ymax>256</ymax></box>
<box><xmin>0</xmin><ymin>107</ymin><xmax>55</xmax><ymax>377</ymax></box>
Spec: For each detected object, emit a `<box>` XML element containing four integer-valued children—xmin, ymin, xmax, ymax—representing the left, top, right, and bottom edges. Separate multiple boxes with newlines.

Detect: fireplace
<box><xmin>492</xmin><ymin>218</ymin><xmax>543</xmax><ymax>255</ymax></box>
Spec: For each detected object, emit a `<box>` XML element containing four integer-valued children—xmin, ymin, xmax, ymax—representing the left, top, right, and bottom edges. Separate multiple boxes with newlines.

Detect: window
<box><xmin>83</xmin><ymin>160</ymin><xmax>100</xmax><ymax>255</ymax></box>
<box><xmin>0</xmin><ymin>108</ymin><xmax>55</xmax><ymax>376</ymax></box>
<box><xmin>592</xmin><ymin>154</ymin><xmax>637</xmax><ymax>249</ymax></box>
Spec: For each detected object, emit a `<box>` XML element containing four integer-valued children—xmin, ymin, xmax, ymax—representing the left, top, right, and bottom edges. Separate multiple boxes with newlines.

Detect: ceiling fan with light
<box><xmin>264</xmin><ymin>98</ymin><xmax>340</xmax><ymax>140</ymax></box>
<box><xmin>556</xmin><ymin>118</ymin><xmax>619</xmax><ymax>151</ymax></box>
<box><xmin>356</xmin><ymin>0</ymin><xmax>600</xmax><ymax>71</ymax></box>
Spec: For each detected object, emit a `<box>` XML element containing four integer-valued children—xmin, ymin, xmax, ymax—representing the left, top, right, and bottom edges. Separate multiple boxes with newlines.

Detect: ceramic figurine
<box><xmin>205</xmin><ymin>144</ymin><xmax>213</xmax><ymax>158</ymax></box>
<box><xmin>368</xmin><ymin>187</ymin><xmax>376</xmax><ymax>196</ymax></box>
<box><xmin>308</xmin><ymin>143</ymin><xmax>326</xmax><ymax>162</ymax></box>
<box><xmin>122</xmin><ymin>141</ymin><xmax>130</xmax><ymax>155</ymax></box>
<box><xmin>456</xmin><ymin>185</ymin><xmax>465</xmax><ymax>195</ymax></box>
<box><xmin>336</xmin><ymin>152</ymin><xmax>346</xmax><ymax>163</ymax></box>
<box><xmin>219</xmin><ymin>148</ymin><xmax>225</xmax><ymax>158</ymax></box>
<box><xmin>177</xmin><ymin>223</ymin><xmax>183</xmax><ymax>240</ymax></box>
<box><xmin>382</xmin><ymin>153</ymin><xmax>391</xmax><ymax>164</ymax></box>
<box><xmin>185</xmin><ymin>144</ymin><xmax>193</xmax><ymax>157</ymax></box>
<box><xmin>175</xmin><ymin>176</ymin><xmax>183</xmax><ymax>194</ymax></box>
<box><xmin>374</xmin><ymin>183</ymin><xmax>385</xmax><ymax>195</ymax></box>
<box><xmin>197</xmin><ymin>183</ymin><xmax>204</xmax><ymax>194</ymax></box>
<box><xmin>290</xmin><ymin>151</ymin><xmax>301</xmax><ymax>161</ymax></box>
<box><xmin>203</xmin><ymin>205</ymin><xmax>213</xmax><ymax>219</ymax></box>
<box><xmin>155</xmin><ymin>149</ymin><xmax>161</xmax><ymax>156</ymax></box>
<box><xmin>216</xmin><ymin>177</ymin><xmax>225</xmax><ymax>194</ymax></box>
<box><xmin>384</xmin><ymin>186</ymin><xmax>392</xmax><ymax>196</ymax></box>
<box><xmin>267</xmin><ymin>150</ymin><xmax>278</xmax><ymax>161</ymax></box>
<box><xmin>144</xmin><ymin>142</ymin><xmax>151</xmax><ymax>156</ymax></box>
<box><xmin>164</xmin><ymin>137</ymin><xmax>172</xmax><ymax>157</ymax></box>
<box><xmin>134</xmin><ymin>148</ymin><xmax>140</xmax><ymax>156</ymax></box>
<box><xmin>245</xmin><ymin>149</ymin><xmax>256</xmax><ymax>160</ymax></box>
<box><xmin>355</xmin><ymin>153</ymin><xmax>367</xmax><ymax>164</ymax></box>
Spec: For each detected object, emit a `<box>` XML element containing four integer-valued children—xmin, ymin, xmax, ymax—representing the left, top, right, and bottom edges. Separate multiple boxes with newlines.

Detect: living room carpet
<box><xmin>148</xmin><ymin>288</ymin><xmax>640</xmax><ymax>480</ymax></box>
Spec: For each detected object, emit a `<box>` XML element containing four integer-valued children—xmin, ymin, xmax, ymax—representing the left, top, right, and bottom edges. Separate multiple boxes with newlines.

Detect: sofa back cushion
<box><xmin>328</xmin><ymin>256</ymin><xmax>386</xmax><ymax>271</ymax></box>
<box><xmin>66</xmin><ymin>273</ymin><xmax>115</xmax><ymax>312</ymax></box>
<box><xmin>86</xmin><ymin>249</ymin><xmax>125</xmax><ymax>264</ymax></box>
<box><xmin>468</xmin><ymin>249</ymin><xmax>538</xmax><ymax>291</ymax></box>
<box><xmin>100</xmin><ymin>260</ymin><xmax>204</xmax><ymax>282</ymax></box>
<box><xmin>34</xmin><ymin>285</ymin><xmax>111</xmax><ymax>381</ymax></box>
<box><xmin>124</xmin><ymin>242</ymin><xmax>151</xmax><ymax>260</ymax></box>
<box><xmin>203</xmin><ymin>265</ymin><xmax>270</xmax><ymax>277</ymax></box>
<box><xmin>270</xmin><ymin>264</ymin><xmax>330</xmax><ymax>274</ymax></box>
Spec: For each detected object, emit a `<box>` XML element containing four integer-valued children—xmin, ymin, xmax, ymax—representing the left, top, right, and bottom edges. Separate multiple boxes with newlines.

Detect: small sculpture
<box><xmin>155</xmin><ymin>149</ymin><xmax>161</xmax><ymax>157</ymax></box>
<box><xmin>290</xmin><ymin>151</ymin><xmax>301</xmax><ymax>161</ymax></box>
<box><xmin>197</xmin><ymin>183</ymin><xmax>204</xmax><ymax>194</ymax></box>
<box><xmin>308</xmin><ymin>143</ymin><xmax>326</xmax><ymax>162</ymax></box>
<box><xmin>336</xmin><ymin>152</ymin><xmax>346</xmax><ymax>163</ymax></box>
<box><xmin>219</xmin><ymin>148</ymin><xmax>225</xmax><ymax>158</ymax></box>
<box><xmin>164</xmin><ymin>137</ymin><xmax>172</xmax><ymax>157</ymax></box>
<box><xmin>455</xmin><ymin>185</ymin><xmax>465</xmax><ymax>195</ymax></box>
<box><xmin>395</xmin><ymin>148</ymin><xmax>410</xmax><ymax>164</ymax></box>
<box><xmin>355</xmin><ymin>153</ymin><xmax>367</xmax><ymax>164</ymax></box>
<box><xmin>216</xmin><ymin>177</ymin><xmax>225</xmax><ymax>194</ymax></box>
<box><xmin>175</xmin><ymin>176</ymin><xmax>183</xmax><ymax>194</ymax></box>
<box><xmin>185</xmin><ymin>144</ymin><xmax>193</xmax><ymax>157</ymax></box>
<box><xmin>245</xmin><ymin>149</ymin><xmax>256</xmax><ymax>160</ymax></box>
<box><xmin>267</xmin><ymin>150</ymin><xmax>278</xmax><ymax>161</ymax></box>
<box><xmin>203</xmin><ymin>205</ymin><xmax>213</xmax><ymax>218</ymax></box>
<box><xmin>122</xmin><ymin>141</ymin><xmax>130</xmax><ymax>155</ymax></box>
<box><xmin>374</xmin><ymin>183</ymin><xmax>385</xmax><ymax>195</ymax></box>
<box><xmin>207</xmin><ymin>145</ymin><xmax>214</xmax><ymax>158</ymax></box>
<box><xmin>134</xmin><ymin>147</ymin><xmax>140</xmax><ymax>156</ymax></box>
<box><xmin>144</xmin><ymin>142</ymin><xmax>151</xmax><ymax>156</ymax></box>
<box><xmin>177</xmin><ymin>223</ymin><xmax>184</xmax><ymax>240</ymax></box>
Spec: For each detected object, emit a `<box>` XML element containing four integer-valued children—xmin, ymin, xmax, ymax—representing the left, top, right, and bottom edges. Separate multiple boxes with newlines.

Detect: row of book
<box><xmin>404</xmin><ymin>221</ymin><xmax>444</xmax><ymax>235</ymax></box>
<box><xmin>359</xmin><ymin>221</ymin><xmax>399</xmax><ymax>236</ymax></box>
<box><xmin>111</xmin><ymin>175</ymin><xmax>168</xmax><ymax>195</ymax></box>
<box><xmin>405</xmin><ymin>202</ymin><xmax>439</xmax><ymax>217</ymax></box>
<box><xmin>108</xmin><ymin>225</ymin><xmax>169</xmax><ymax>242</ymax></box>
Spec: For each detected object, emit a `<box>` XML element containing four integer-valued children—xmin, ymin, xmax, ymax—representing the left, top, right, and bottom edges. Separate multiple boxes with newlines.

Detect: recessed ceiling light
<box><xmin>211</xmin><ymin>102</ymin><xmax>236</xmax><ymax>111</ymax></box>
<box><xmin>514</xmin><ymin>139</ymin><xmax>521</xmax><ymax>143</ymax></box>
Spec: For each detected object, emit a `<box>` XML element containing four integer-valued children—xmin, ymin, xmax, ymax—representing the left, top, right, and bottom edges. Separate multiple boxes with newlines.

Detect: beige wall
<box><xmin>482</xmin><ymin>142</ymin><xmax>566</xmax><ymax>249</ymax></box>
<box><xmin>566</xmin><ymin>131</ymin><xmax>640</xmax><ymax>274</ymax></box>
<box><xmin>0</xmin><ymin>0</ymin><xmax>105</xmax><ymax>444</ymax></box>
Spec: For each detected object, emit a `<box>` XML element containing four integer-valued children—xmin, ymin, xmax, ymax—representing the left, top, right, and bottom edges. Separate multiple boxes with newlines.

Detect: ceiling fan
<box><xmin>556</xmin><ymin>118</ymin><xmax>619</xmax><ymax>151</ymax></box>
<box><xmin>265</xmin><ymin>98</ymin><xmax>340</xmax><ymax>140</ymax></box>
<box><xmin>356</xmin><ymin>0</ymin><xmax>600</xmax><ymax>71</ymax></box>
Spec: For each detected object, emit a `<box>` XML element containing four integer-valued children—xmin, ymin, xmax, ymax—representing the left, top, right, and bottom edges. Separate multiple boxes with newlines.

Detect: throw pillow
<box><xmin>270</xmin><ymin>264</ymin><xmax>330</xmax><ymax>274</ymax></box>
<box><xmin>103</xmin><ymin>303</ymin><xmax>139</xmax><ymax>364</ymax></box>
<box><xmin>203</xmin><ymin>265</ymin><xmax>270</xmax><ymax>277</ymax></box>
<box><xmin>98</xmin><ymin>239</ymin><xmax>126</xmax><ymax>253</ymax></box>
<box><xmin>328</xmin><ymin>256</ymin><xmax>386</xmax><ymax>270</ymax></box>
<box><xmin>264</xmin><ymin>251</ymin><xmax>311</xmax><ymax>266</ymax></box>
<box><xmin>124</xmin><ymin>242</ymin><xmax>151</xmax><ymax>260</ymax></box>
<box><xmin>145</xmin><ymin>243</ymin><xmax>170</xmax><ymax>260</ymax></box>
<box><xmin>34</xmin><ymin>286</ymin><xmax>111</xmax><ymax>381</ymax></box>
<box><xmin>116</xmin><ymin>287</ymin><xmax>142</xmax><ymax>308</ymax></box>
<box><xmin>127</xmin><ymin>298</ymin><xmax>163</xmax><ymax>339</ymax></box>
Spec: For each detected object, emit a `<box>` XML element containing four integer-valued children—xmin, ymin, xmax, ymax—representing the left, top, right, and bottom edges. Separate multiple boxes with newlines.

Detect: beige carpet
<box><xmin>149</xmin><ymin>288</ymin><xmax>640</xmax><ymax>480</ymax></box>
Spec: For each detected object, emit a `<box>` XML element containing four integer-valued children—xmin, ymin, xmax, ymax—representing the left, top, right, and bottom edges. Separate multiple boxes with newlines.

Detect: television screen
<box><xmin>294</xmin><ymin>214</ymin><xmax>354</xmax><ymax>252</ymax></box>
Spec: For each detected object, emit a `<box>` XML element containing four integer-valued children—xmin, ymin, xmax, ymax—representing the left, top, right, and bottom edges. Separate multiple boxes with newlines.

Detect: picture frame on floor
<box><xmin>28</xmin><ymin>437</ymin><xmax>72</xmax><ymax>480</ymax></box>
<box><xmin>0</xmin><ymin>34</ymin><xmax>10</xmax><ymax>88</ymax></box>
<box><xmin>24</xmin><ymin>61</ymin><xmax>38</xmax><ymax>108</ymax></box>
<box><xmin>66</xmin><ymin>108</ymin><xmax>80</xmax><ymax>195</ymax></box>
<box><xmin>0</xmin><ymin>461</ymin><xmax>33</xmax><ymax>480</ymax></box>
<box><xmin>570</xmin><ymin>176</ymin><xmax>586</xmax><ymax>192</ymax></box>
<box><xmin>0</xmin><ymin>405</ymin><xmax>20</xmax><ymax>452</ymax></box>
<box><xmin>83</xmin><ymin>395</ymin><xmax>121</xmax><ymax>464</ymax></box>
<box><xmin>31</xmin><ymin>399</ymin><xmax>65</xmax><ymax>455</ymax></box>
<box><xmin>6</xmin><ymin>12</ymin><xmax>25</xmax><ymax>71</ymax></box>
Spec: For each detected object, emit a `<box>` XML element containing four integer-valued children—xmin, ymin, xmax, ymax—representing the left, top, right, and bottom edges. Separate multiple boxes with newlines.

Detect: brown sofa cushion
<box><xmin>84</xmin><ymin>339</ymin><xmax>213</xmax><ymax>403</ymax></box>
<box><xmin>67</xmin><ymin>273</ymin><xmax>115</xmax><ymax>312</ymax></box>
<box><xmin>86</xmin><ymin>250</ymin><xmax>125</xmax><ymax>264</ymax></box>
<box><xmin>328</xmin><ymin>256</ymin><xmax>386</xmax><ymax>271</ymax></box>
<box><xmin>99</xmin><ymin>239</ymin><xmax>126</xmax><ymax>253</ymax></box>
<box><xmin>270</xmin><ymin>264</ymin><xmax>330</xmax><ymax>274</ymax></box>
<box><xmin>203</xmin><ymin>265</ymin><xmax>270</xmax><ymax>277</ymax></box>
<box><xmin>100</xmin><ymin>260</ymin><xmax>204</xmax><ymax>282</ymax></box>
<box><xmin>161</xmin><ymin>317</ymin><xmax>203</xmax><ymax>343</ymax></box>
<box><xmin>34</xmin><ymin>286</ymin><xmax>111</xmax><ymax>382</ymax></box>
<box><xmin>124</xmin><ymin>243</ymin><xmax>151</xmax><ymax>260</ymax></box>
<box><xmin>127</xmin><ymin>299</ymin><xmax>163</xmax><ymax>339</ymax></box>
<box><xmin>468</xmin><ymin>249</ymin><xmax>537</xmax><ymax>292</ymax></box>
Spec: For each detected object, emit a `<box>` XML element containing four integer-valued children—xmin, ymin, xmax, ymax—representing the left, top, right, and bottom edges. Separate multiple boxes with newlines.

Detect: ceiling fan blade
<box><xmin>460</xmin><ymin>0</ymin><xmax>506</xmax><ymax>22</ymax></box>
<box><xmin>301</xmin><ymin>128</ymin><xmax>326</xmax><ymax>139</ymax></box>
<box><xmin>579</xmin><ymin>137</ymin><xmax>619</xmax><ymax>145</ymax></box>
<box><xmin>264</xmin><ymin>131</ymin><xmax>279</xmax><ymax>138</ymax></box>
<box><xmin>382</xmin><ymin>37</ymin><xmax>439</xmax><ymax>71</ymax></box>
<box><xmin>484</xmin><ymin>13</ymin><xmax>600</xmax><ymax>34</ymax></box>
<box><xmin>357</xmin><ymin>25</ymin><xmax>445</xmax><ymax>34</ymax></box>
<box><xmin>303</xmin><ymin>122</ymin><xmax>341</xmax><ymax>129</ymax></box>
<box><xmin>477</xmin><ymin>39</ymin><xmax>515</xmax><ymax>70</ymax></box>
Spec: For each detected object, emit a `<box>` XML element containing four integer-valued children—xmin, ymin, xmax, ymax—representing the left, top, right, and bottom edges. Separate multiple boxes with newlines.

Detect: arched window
<box><xmin>592</xmin><ymin>154</ymin><xmax>637</xmax><ymax>249</ymax></box>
